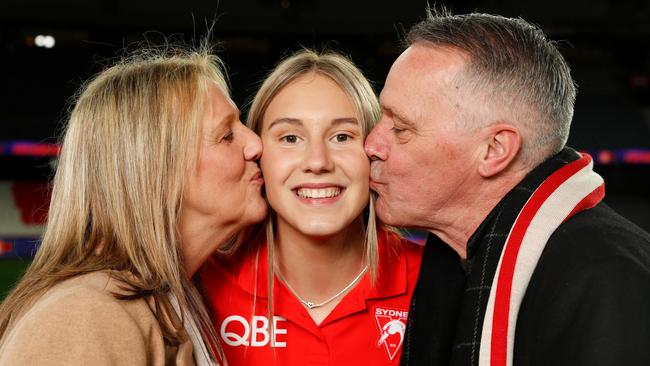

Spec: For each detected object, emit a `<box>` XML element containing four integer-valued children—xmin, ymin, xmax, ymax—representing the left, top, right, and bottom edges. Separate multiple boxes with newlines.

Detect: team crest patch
<box><xmin>374</xmin><ymin>307</ymin><xmax>408</xmax><ymax>361</ymax></box>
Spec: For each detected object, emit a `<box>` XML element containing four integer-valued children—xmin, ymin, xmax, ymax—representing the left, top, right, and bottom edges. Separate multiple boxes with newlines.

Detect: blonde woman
<box><xmin>200</xmin><ymin>49</ymin><xmax>423</xmax><ymax>365</ymax></box>
<box><xmin>0</xmin><ymin>46</ymin><xmax>267</xmax><ymax>365</ymax></box>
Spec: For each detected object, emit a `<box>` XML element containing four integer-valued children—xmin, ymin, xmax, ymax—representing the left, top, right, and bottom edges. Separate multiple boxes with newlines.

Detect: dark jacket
<box><xmin>401</xmin><ymin>148</ymin><xmax>650</xmax><ymax>366</ymax></box>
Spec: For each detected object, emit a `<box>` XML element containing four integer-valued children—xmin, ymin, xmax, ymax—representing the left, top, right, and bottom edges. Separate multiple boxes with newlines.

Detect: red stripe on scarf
<box><xmin>563</xmin><ymin>184</ymin><xmax>605</xmax><ymax>223</ymax></box>
<box><xmin>490</xmin><ymin>154</ymin><xmax>593</xmax><ymax>366</ymax></box>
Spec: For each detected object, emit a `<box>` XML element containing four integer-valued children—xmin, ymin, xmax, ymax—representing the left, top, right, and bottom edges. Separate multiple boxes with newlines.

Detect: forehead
<box><xmin>206</xmin><ymin>83</ymin><xmax>236</xmax><ymax>118</ymax></box>
<box><xmin>201</xmin><ymin>83</ymin><xmax>237</xmax><ymax>136</ymax></box>
<box><xmin>271</xmin><ymin>72</ymin><xmax>350</xmax><ymax>107</ymax></box>
<box><xmin>262</xmin><ymin>72</ymin><xmax>358</xmax><ymax>128</ymax></box>
<box><xmin>380</xmin><ymin>44</ymin><xmax>468</xmax><ymax>117</ymax></box>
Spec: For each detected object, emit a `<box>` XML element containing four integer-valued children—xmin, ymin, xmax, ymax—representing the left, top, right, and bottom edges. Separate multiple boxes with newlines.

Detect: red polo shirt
<box><xmin>199</xmin><ymin>228</ymin><xmax>423</xmax><ymax>366</ymax></box>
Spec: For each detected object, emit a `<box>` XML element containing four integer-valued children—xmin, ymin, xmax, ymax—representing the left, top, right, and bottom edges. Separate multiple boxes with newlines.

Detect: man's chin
<box><xmin>375</xmin><ymin>198</ymin><xmax>399</xmax><ymax>226</ymax></box>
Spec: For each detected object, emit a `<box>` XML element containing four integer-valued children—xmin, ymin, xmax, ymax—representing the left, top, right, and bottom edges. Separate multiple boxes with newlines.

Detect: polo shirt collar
<box><xmin>236</xmin><ymin>226</ymin><xmax>409</xmax><ymax>302</ymax></box>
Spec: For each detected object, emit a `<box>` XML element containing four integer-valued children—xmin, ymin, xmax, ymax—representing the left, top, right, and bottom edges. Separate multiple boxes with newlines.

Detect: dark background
<box><xmin>1</xmin><ymin>0</ymin><xmax>649</xmax><ymax>294</ymax></box>
<box><xmin>2</xmin><ymin>0</ymin><xmax>649</xmax><ymax>148</ymax></box>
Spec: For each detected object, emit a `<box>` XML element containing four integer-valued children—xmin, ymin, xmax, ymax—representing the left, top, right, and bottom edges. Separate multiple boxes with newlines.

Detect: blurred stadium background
<box><xmin>1</xmin><ymin>0</ymin><xmax>649</xmax><ymax>299</ymax></box>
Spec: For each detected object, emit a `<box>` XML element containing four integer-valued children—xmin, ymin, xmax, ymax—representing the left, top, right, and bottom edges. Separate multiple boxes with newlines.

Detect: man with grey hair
<box><xmin>365</xmin><ymin>9</ymin><xmax>650</xmax><ymax>366</ymax></box>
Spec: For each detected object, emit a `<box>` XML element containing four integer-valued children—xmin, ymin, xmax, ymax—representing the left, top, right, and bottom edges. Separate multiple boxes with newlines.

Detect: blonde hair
<box><xmin>246</xmin><ymin>49</ymin><xmax>381</xmax><ymax>318</ymax></box>
<box><xmin>0</xmin><ymin>45</ymin><xmax>227</xmax><ymax>362</ymax></box>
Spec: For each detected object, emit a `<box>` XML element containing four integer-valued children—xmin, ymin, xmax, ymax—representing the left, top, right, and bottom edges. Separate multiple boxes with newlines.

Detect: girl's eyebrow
<box><xmin>267</xmin><ymin>117</ymin><xmax>359</xmax><ymax>130</ymax></box>
<box><xmin>331</xmin><ymin>117</ymin><xmax>359</xmax><ymax>127</ymax></box>
<box><xmin>267</xmin><ymin>117</ymin><xmax>302</xmax><ymax>130</ymax></box>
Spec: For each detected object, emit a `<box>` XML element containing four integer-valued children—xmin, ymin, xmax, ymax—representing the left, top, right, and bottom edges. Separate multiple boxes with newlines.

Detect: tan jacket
<box><xmin>0</xmin><ymin>271</ymin><xmax>194</xmax><ymax>365</ymax></box>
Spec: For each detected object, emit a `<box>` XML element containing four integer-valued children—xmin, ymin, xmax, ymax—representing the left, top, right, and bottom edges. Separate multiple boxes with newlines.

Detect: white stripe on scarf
<box><xmin>479</xmin><ymin>154</ymin><xmax>604</xmax><ymax>366</ymax></box>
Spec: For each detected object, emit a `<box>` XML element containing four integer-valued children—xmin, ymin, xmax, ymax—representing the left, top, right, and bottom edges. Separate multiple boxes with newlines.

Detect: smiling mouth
<box><xmin>295</xmin><ymin>187</ymin><xmax>342</xmax><ymax>199</ymax></box>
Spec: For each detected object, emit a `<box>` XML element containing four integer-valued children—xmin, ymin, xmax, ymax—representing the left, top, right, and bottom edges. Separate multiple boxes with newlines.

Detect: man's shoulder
<box><xmin>547</xmin><ymin>202</ymin><xmax>650</xmax><ymax>265</ymax></box>
<box><xmin>515</xmin><ymin>203</ymin><xmax>650</xmax><ymax>365</ymax></box>
<box><xmin>528</xmin><ymin>202</ymin><xmax>650</xmax><ymax>296</ymax></box>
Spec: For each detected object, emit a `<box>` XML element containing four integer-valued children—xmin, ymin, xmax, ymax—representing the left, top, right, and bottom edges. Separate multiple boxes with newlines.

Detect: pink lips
<box><xmin>369</xmin><ymin>179</ymin><xmax>383</xmax><ymax>190</ymax></box>
<box><xmin>251</xmin><ymin>171</ymin><xmax>264</xmax><ymax>184</ymax></box>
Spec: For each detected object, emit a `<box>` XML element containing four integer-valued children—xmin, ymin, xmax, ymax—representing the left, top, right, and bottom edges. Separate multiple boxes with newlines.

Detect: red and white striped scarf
<box><xmin>478</xmin><ymin>153</ymin><xmax>605</xmax><ymax>366</ymax></box>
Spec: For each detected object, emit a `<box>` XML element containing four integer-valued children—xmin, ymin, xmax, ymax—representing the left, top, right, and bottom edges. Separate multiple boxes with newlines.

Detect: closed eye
<box><xmin>221</xmin><ymin>130</ymin><xmax>234</xmax><ymax>143</ymax></box>
<box><xmin>390</xmin><ymin>122</ymin><xmax>413</xmax><ymax>144</ymax></box>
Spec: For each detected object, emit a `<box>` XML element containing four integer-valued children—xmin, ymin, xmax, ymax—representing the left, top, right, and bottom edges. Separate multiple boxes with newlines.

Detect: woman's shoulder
<box><xmin>12</xmin><ymin>271</ymin><xmax>157</xmax><ymax>334</ymax></box>
<box><xmin>24</xmin><ymin>271</ymin><xmax>121</xmax><ymax>309</ymax></box>
<box><xmin>38</xmin><ymin>272</ymin><xmax>150</xmax><ymax>311</ymax></box>
<box><xmin>0</xmin><ymin>271</ymin><xmax>162</xmax><ymax>365</ymax></box>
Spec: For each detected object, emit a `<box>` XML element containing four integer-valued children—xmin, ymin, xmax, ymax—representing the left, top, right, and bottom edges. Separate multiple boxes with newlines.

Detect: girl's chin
<box><xmin>290</xmin><ymin>219</ymin><xmax>357</xmax><ymax>238</ymax></box>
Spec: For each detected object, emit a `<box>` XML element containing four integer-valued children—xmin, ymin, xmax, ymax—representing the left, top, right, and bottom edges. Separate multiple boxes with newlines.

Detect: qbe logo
<box><xmin>220</xmin><ymin>315</ymin><xmax>288</xmax><ymax>347</ymax></box>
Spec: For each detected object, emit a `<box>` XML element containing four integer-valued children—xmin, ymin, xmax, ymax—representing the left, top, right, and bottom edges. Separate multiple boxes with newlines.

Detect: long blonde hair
<box><xmin>0</xmin><ymin>45</ymin><xmax>227</xmax><ymax>361</ymax></box>
<box><xmin>246</xmin><ymin>49</ymin><xmax>382</xmax><ymax>318</ymax></box>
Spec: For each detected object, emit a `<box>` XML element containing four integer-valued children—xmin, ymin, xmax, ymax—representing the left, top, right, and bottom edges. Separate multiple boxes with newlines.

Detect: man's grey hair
<box><xmin>407</xmin><ymin>8</ymin><xmax>577</xmax><ymax>165</ymax></box>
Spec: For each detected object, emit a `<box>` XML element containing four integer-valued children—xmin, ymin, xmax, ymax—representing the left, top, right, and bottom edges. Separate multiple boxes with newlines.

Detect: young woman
<box><xmin>200</xmin><ymin>49</ymin><xmax>423</xmax><ymax>365</ymax></box>
<box><xmin>0</xmin><ymin>46</ymin><xmax>267</xmax><ymax>365</ymax></box>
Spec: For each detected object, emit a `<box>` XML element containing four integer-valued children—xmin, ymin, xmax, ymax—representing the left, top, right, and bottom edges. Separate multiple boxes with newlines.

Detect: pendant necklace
<box><xmin>276</xmin><ymin>265</ymin><xmax>368</xmax><ymax>309</ymax></box>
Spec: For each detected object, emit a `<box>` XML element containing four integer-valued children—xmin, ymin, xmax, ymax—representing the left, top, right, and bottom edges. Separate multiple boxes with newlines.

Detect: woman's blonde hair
<box><xmin>246</xmin><ymin>49</ymin><xmax>382</xmax><ymax>315</ymax></box>
<box><xmin>0</xmin><ymin>44</ymin><xmax>227</xmax><ymax>361</ymax></box>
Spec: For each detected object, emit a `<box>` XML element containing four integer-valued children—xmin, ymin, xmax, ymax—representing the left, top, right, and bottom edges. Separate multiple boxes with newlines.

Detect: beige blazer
<box><xmin>0</xmin><ymin>271</ymin><xmax>194</xmax><ymax>365</ymax></box>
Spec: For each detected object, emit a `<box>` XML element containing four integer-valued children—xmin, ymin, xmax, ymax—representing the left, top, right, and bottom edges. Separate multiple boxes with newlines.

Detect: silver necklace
<box><xmin>276</xmin><ymin>265</ymin><xmax>368</xmax><ymax>309</ymax></box>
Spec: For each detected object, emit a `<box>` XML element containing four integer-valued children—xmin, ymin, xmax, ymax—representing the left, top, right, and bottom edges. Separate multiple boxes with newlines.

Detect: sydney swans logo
<box><xmin>374</xmin><ymin>307</ymin><xmax>407</xmax><ymax>360</ymax></box>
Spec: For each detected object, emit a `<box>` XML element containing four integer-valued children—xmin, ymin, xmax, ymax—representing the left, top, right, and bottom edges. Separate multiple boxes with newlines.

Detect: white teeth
<box><xmin>296</xmin><ymin>187</ymin><xmax>341</xmax><ymax>199</ymax></box>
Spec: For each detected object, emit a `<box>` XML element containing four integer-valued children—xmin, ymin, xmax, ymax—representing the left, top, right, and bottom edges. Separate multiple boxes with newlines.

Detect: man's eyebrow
<box><xmin>382</xmin><ymin>106</ymin><xmax>415</xmax><ymax>128</ymax></box>
<box><xmin>267</xmin><ymin>117</ymin><xmax>303</xmax><ymax>130</ymax></box>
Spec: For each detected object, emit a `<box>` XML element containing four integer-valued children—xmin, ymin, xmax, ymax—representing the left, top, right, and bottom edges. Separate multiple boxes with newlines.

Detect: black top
<box><xmin>401</xmin><ymin>148</ymin><xmax>650</xmax><ymax>366</ymax></box>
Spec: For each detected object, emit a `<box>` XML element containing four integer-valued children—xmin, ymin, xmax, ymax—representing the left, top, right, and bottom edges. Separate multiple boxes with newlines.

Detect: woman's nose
<box><xmin>242</xmin><ymin>125</ymin><xmax>263</xmax><ymax>161</ymax></box>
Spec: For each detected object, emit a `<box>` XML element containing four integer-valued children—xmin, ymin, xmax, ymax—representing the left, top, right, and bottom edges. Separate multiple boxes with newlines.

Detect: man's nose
<box><xmin>365</xmin><ymin>123</ymin><xmax>388</xmax><ymax>161</ymax></box>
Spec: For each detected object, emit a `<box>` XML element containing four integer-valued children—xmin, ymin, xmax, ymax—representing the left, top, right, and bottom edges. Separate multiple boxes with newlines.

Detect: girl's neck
<box><xmin>274</xmin><ymin>217</ymin><xmax>365</xmax><ymax>277</ymax></box>
<box><xmin>273</xmin><ymin>217</ymin><xmax>367</xmax><ymax>324</ymax></box>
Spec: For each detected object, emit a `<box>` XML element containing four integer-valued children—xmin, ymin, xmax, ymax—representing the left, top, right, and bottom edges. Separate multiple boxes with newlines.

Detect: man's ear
<box><xmin>477</xmin><ymin>124</ymin><xmax>521</xmax><ymax>178</ymax></box>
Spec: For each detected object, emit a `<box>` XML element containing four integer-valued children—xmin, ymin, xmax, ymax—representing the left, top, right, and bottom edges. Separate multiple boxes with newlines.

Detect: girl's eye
<box><xmin>281</xmin><ymin>135</ymin><xmax>300</xmax><ymax>144</ymax></box>
<box><xmin>334</xmin><ymin>133</ymin><xmax>352</xmax><ymax>143</ymax></box>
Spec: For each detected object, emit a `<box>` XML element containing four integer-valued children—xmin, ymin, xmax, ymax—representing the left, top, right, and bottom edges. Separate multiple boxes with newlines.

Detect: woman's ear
<box><xmin>477</xmin><ymin>124</ymin><xmax>522</xmax><ymax>178</ymax></box>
